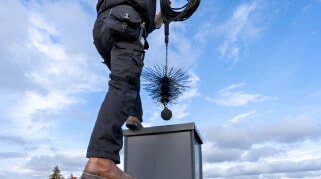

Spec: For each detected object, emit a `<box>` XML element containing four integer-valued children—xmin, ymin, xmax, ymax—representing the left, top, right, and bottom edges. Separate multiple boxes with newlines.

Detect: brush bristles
<box><xmin>142</xmin><ymin>65</ymin><xmax>190</xmax><ymax>106</ymax></box>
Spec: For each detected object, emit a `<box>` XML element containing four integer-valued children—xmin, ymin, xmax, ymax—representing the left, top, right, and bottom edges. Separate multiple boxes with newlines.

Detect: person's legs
<box><xmin>84</xmin><ymin>5</ymin><xmax>145</xmax><ymax>177</ymax></box>
<box><xmin>87</xmin><ymin>40</ymin><xmax>144</xmax><ymax>163</ymax></box>
<box><xmin>84</xmin><ymin>41</ymin><xmax>143</xmax><ymax>179</ymax></box>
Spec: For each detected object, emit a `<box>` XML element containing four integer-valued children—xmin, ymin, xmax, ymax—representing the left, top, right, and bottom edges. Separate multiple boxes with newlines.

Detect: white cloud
<box><xmin>146</xmin><ymin>19</ymin><xmax>201</xmax><ymax>69</ymax></box>
<box><xmin>170</xmin><ymin>71</ymin><xmax>200</xmax><ymax>120</ymax></box>
<box><xmin>204</xmin><ymin>158</ymin><xmax>321</xmax><ymax>178</ymax></box>
<box><xmin>211</xmin><ymin>1</ymin><xmax>264</xmax><ymax>65</ymax></box>
<box><xmin>0</xmin><ymin>1</ymin><xmax>102</xmax><ymax>178</ymax></box>
<box><xmin>229</xmin><ymin>110</ymin><xmax>256</xmax><ymax>123</ymax></box>
<box><xmin>8</xmin><ymin>91</ymin><xmax>77</xmax><ymax>139</ymax></box>
<box><xmin>200</xmin><ymin>115</ymin><xmax>321</xmax><ymax>178</ymax></box>
<box><xmin>203</xmin><ymin>142</ymin><xmax>243</xmax><ymax>162</ymax></box>
<box><xmin>172</xmin><ymin>102</ymin><xmax>189</xmax><ymax>119</ymax></box>
<box><xmin>21</xmin><ymin>152</ymin><xmax>86</xmax><ymax>177</ymax></box>
<box><xmin>26</xmin><ymin>12</ymin><xmax>104</xmax><ymax>93</ymax></box>
<box><xmin>243</xmin><ymin>146</ymin><xmax>286</xmax><ymax>162</ymax></box>
<box><xmin>206</xmin><ymin>83</ymin><xmax>268</xmax><ymax>107</ymax></box>
<box><xmin>202</xmin><ymin>115</ymin><xmax>321</xmax><ymax>151</ymax></box>
<box><xmin>194</xmin><ymin>22</ymin><xmax>213</xmax><ymax>42</ymax></box>
<box><xmin>267</xmin><ymin>115</ymin><xmax>320</xmax><ymax>142</ymax></box>
<box><xmin>2</xmin><ymin>2</ymin><xmax>104</xmax><ymax>141</ymax></box>
<box><xmin>180</xmin><ymin>71</ymin><xmax>201</xmax><ymax>100</ymax></box>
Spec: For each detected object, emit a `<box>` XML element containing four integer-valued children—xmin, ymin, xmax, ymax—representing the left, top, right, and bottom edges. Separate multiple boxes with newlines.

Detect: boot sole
<box><xmin>126</xmin><ymin>120</ymin><xmax>142</xmax><ymax>130</ymax></box>
<box><xmin>82</xmin><ymin>172</ymin><xmax>136</xmax><ymax>179</ymax></box>
<box><xmin>81</xmin><ymin>172</ymin><xmax>105</xmax><ymax>179</ymax></box>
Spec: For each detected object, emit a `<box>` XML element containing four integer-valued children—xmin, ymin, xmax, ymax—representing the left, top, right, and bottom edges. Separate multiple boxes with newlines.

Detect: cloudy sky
<box><xmin>1</xmin><ymin>0</ymin><xmax>321</xmax><ymax>178</ymax></box>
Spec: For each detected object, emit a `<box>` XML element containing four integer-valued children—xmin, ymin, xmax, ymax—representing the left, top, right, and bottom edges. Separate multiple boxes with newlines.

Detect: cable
<box><xmin>160</xmin><ymin>0</ymin><xmax>201</xmax><ymax>22</ymax></box>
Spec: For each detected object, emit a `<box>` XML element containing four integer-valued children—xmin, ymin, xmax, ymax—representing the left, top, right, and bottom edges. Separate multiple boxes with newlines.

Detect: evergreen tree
<box><xmin>48</xmin><ymin>165</ymin><xmax>65</xmax><ymax>179</ymax></box>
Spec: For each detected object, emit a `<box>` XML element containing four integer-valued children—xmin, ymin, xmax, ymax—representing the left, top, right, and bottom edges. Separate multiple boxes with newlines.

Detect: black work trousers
<box><xmin>86</xmin><ymin>12</ymin><xmax>145</xmax><ymax>163</ymax></box>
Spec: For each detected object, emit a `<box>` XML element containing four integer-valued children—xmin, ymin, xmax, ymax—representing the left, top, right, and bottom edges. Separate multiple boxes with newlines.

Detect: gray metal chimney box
<box><xmin>123</xmin><ymin>123</ymin><xmax>203</xmax><ymax>179</ymax></box>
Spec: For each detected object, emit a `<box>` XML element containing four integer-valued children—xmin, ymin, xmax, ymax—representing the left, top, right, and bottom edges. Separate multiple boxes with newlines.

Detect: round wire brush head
<box><xmin>142</xmin><ymin>65</ymin><xmax>190</xmax><ymax>120</ymax></box>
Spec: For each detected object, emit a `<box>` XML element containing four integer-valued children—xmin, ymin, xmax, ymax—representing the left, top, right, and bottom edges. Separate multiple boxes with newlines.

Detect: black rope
<box><xmin>160</xmin><ymin>0</ymin><xmax>201</xmax><ymax>22</ymax></box>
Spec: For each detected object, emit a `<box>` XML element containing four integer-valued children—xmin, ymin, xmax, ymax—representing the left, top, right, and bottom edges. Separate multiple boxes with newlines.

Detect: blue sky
<box><xmin>1</xmin><ymin>0</ymin><xmax>321</xmax><ymax>178</ymax></box>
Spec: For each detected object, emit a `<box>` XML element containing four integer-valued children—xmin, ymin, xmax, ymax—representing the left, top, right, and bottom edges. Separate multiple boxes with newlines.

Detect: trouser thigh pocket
<box><xmin>104</xmin><ymin>5</ymin><xmax>142</xmax><ymax>40</ymax></box>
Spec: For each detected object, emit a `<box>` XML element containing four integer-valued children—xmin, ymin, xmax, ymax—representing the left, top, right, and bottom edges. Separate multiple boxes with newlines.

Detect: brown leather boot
<box><xmin>82</xmin><ymin>157</ymin><xmax>135</xmax><ymax>179</ymax></box>
<box><xmin>126</xmin><ymin>116</ymin><xmax>143</xmax><ymax>130</ymax></box>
